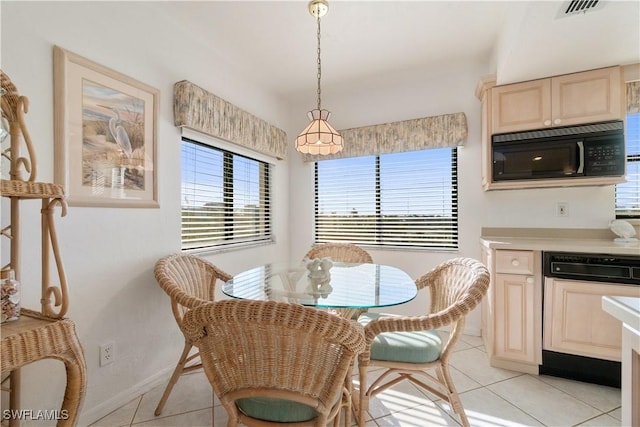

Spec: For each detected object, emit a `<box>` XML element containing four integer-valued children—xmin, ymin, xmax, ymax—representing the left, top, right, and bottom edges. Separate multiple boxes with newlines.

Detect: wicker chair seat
<box><xmin>237</xmin><ymin>397</ymin><xmax>318</xmax><ymax>423</ymax></box>
<box><xmin>358</xmin><ymin>312</ymin><xmax>443</xmax><ymax>364</ymax></box>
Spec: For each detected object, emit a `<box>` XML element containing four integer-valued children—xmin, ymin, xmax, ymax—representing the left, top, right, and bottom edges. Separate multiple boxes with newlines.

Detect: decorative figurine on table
<box><xmin>305</xmin><ymin>258</ymin><xmax>333</xmax><ymax>298</ymax></box>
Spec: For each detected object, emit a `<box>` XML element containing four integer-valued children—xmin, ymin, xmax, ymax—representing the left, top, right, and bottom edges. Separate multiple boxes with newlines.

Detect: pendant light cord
<box><xmin>316</xmin><ymin>14</ymin><xmax>322</xmax><ymax>111</ymax></box>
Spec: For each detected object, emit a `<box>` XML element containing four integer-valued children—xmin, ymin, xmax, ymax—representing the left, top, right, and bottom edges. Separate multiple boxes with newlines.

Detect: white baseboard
<box><xmin>464</xmin><ymin>325</ymin><xmax>481</xmax><ymax>337</ymax></box>
<box><xmin>78</xmin><ymin>366</ymin><xmax>173</xmax><ymax>427</ymax></box>
<box><xmin>438</xmin><ymin>324</ymin><xmax>482</xmax><ymax>337</ymax></box>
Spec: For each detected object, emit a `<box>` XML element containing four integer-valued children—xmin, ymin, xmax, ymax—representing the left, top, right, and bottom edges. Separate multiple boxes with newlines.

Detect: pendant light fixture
<box><xmin>295</xmin><ymin>0</ymin><xmax>344</xmax><ymax>155</ymax></box>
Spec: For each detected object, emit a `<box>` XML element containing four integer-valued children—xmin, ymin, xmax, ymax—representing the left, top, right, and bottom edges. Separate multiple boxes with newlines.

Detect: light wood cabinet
<box><xmin>544</xmin><ymin>278</ymin><xmax>639</xmax><ymax>361</ymax></box>
<box><xmin>491</xmin><ymin>66</ymin><xmax>622</xmax><ymax>134</ymax></box>
<box><xmin>491</xmin><ymin>79</ymin><xmax>551</xmax><ymax>134</ymax></box>
<box><xmin>483</xmin><ymin>248</ymin><xmax>542</xmax><ymax>373</ymax></box>
<box><xmin>476</xmin><ymin>66</ymin><xmax>625</xmax><ymax>190</ymax></box>
<box><xmin>477</xmin><ymin>78</ymin><xmax>493</xmax><ymax>189</ymax></box>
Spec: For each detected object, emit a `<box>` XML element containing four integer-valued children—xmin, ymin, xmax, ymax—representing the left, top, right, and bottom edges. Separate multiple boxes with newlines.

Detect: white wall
<box><xmin>1</xmin><ymin>2</ymin><xmax>293</xmax><ymax>425</ymax></box>
<box><xmin>1</xmin><ymin>2</ymin><xmax>624</xmax><ymax>425</ymax></box>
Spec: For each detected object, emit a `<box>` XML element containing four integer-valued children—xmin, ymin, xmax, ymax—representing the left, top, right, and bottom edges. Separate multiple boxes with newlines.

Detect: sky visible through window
<box><xmin>316</xmin><ymin>148</ymin><xmax>454</xmax><ymax>217</ymax></box>
<box><xmin>181</xmin><ymin>141</ymin><xmax>262</xmax><ymax>209</ymax></box>
<box><xmin>626</xmin><ymin>113</ymin><xmax>639</xmax><ymax>156</ymax></box>
<box><xmin>616</xmin><ymin>113</ymin><xmax>640</xmax><ymax>216</ymax></box>
<box><xmin>182</xmin><ymin>142</ymin><xmax>453</xmax><ymax>219</ymax></box>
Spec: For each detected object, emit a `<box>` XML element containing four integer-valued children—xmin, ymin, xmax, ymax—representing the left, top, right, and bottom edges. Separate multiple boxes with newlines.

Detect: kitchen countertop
<box><xmin>602</xmin><ymin>296</ymin><xmax>640</xmax><ymax>332</ymax></box>
<box><xmin>601</xmin><ymin>295</ymin><xmax>640</xmax><ymax>427</ymax></box>
<box><xmin>480</xmin><ymin>227</ymin><xmax>640</xmax><ymax>256</ymax></box>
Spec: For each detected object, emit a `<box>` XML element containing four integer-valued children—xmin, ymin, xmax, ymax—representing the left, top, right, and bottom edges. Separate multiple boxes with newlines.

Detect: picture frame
<box><xmin>53</xmin><ymin>46</ymin><xmax>159</xmax><ymax>208</ymax></box>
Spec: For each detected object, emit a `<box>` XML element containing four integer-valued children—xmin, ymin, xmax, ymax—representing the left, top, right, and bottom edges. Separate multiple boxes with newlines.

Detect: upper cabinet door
<box><xmin>491</xmin><ymin>79</ymin><xmax>551</xmax><ymax>134</ymax></box>
<box><xmin>551</xmin><ymin>66</ymin><xmax>622</xmax><ymax>127</ymax></box>
<box><xmin>490</xmin><ymin>66</ymin><xmax>622</xmax><ymax>135</ymax></box>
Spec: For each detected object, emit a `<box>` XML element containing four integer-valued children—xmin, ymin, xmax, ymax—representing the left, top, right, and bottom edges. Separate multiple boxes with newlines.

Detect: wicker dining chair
<box><xmin>356</xmin><ymin>257</ymin><xmax>490</xmax><ymax>427</ymax></box>
<box><xmin>304</xmin><ymin>243</ymin><xmax>373</xmax><ymax>264</ymax></box>
<box><xmin>153</xmin><ymin>253</ymin><xmax>232</xmax><ymax>416</ymax></box>
<box><xmin>182</xmin><ymin>299</ymin><xmax>366</xmax><ymax>427</ymax></box>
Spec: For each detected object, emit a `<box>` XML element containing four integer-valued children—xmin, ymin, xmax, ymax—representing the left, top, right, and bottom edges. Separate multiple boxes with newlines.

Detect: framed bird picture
<box><xmin>53</xmin><ymin>46</ymin><xmax>159</xmax><ymax>207</ymax></box>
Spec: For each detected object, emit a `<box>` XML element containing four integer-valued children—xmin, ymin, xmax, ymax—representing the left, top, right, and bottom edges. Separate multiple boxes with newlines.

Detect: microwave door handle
<box><xmin>576</xmin><ymin>140</ymin><xmax>584</xmax><ymax>174</ymax></box>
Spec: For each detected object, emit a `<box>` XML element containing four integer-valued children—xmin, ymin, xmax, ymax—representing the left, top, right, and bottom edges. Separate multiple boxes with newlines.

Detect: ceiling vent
<box><xmin>557</xmin><ymin>0</ymin><xmax>605</xmax><ymax>18</ymax></box>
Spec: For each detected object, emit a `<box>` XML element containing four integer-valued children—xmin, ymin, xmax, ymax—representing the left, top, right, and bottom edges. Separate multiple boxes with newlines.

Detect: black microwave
<box><xmin>492</xmin><ymin>121</ymin><xmax>625</xmax><ymax>181</ymax></box>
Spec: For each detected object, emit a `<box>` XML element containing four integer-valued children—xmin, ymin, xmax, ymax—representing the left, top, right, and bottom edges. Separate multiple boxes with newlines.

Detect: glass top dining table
<box><xmin>222</xmin><ymin>261</ymin><xmax>418</xmax><ymax>318</ymax></box>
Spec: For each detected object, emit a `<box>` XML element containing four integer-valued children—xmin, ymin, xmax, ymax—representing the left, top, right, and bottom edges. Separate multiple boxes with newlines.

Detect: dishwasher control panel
<box><xmin>543</xmin><ymin>252</ymin><xmax>640</xmax><ymax>285</ymax></box>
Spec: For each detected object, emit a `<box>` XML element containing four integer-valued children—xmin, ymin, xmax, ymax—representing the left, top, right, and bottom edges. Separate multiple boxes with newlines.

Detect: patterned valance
<box><xmin>174</xmin><ymin>80</ymin><xmax>287</xmax><ymax>159</ymax></box>
<box><xmin>302</xmin><ymin>112</ymin><xmax>467</xmax><ymax>162</ymax></box>
<box><xmin>627</xmin><ymin>81</ymin><xmax>640</xmax><ymax>113</ymax></box>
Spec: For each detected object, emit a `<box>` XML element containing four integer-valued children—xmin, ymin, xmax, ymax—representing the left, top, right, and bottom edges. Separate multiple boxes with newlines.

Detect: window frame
<box><xmin>615</xmin><ymin>112</ymin><xmax>640</xmax><ymax>219</ymax></box>
<box><xmin>180</xmin><ymin>135</ymin><xmax>273</xmax><ymax>253</ymax></box>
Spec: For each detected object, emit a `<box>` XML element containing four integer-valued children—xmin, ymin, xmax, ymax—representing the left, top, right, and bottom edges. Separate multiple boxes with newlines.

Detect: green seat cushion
<box><xmin>358</xmin><ymin>312</ymin><xmax>443</xmax><ymax>364</ymax></box>
<box><xmin>237</xmin><ymin>397</ymin><xmax>318</xmax><ymax>423</ymax></box>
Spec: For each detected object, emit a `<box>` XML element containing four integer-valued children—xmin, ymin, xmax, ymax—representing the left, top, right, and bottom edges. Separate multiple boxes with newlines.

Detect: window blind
<box><xmin>315</xmin><ymin>148</ymin><xmax>458</xmax><ymax>249</ymax></box>
<box><xmin>616</xmin><ymin>112</ymin><xmax>640</xmax><ymax>218</ymax></box>
<box><xmin>181</xmin><ymin>138</ymin><xmax>272</xmax><ymax>250</ymax></box>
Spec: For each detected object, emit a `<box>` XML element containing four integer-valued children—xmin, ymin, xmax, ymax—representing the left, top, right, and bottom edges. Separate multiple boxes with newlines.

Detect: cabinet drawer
<box><xmin>495</xmin><ymin>250</ymin><xmax>534</xmax><ymax>275</ymax></box>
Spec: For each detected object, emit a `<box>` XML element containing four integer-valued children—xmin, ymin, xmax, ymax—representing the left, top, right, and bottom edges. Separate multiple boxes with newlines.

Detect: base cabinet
<box><xmin>544</xmin><ymin>278</ymin><xmax>639</xmax><ymax>361</ymax></box>
<box><xmin>484</xmin><ymin>248</ymin><xmax>542</xmax><ymax>373</ymax></box>
<box><xmin>494</xmin><ymin>273</ymin><xmax>539</xmax><ymax>364</ymax></box>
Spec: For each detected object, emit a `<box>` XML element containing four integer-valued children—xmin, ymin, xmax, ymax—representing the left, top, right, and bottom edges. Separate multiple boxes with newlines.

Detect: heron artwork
<box><xmin>105</xmin><ymin>106</ymin><xmax>132</xmax><ymax>159</ymax></box>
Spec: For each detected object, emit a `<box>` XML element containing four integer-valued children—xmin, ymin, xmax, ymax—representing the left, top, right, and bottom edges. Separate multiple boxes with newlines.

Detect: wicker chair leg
<box><xmin>342</xmin><ymin>375</ymin><xmax>353</xmax><ymax>427</ymax></box>
<box><xmin>155</xmin><ymin>341</ymin><xmax>193</xmax><ymax>416</ymax></box>
<box><xmin>357</xmin><ymin>364</ymin><xmax>368</xmax><ymax>427</ymax></box>
<box><xmin>211</xmin><ymin>390</ymin><xmax>218</xmax><ymax>426</ymax></box>
<box><xmin>440</xmin><ymin>364</ymin><xmax>470</xmax><ymax>427</ymax></box>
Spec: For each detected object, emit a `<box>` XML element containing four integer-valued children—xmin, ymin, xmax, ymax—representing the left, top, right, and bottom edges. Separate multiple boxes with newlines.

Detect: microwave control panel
<box><xmin>585</xmin><ymin>142</ymin><xmax>625</xmax><ymax>175</ymax></box>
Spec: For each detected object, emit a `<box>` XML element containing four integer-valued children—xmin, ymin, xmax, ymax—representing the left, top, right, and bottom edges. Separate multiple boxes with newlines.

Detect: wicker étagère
<box><xmin>1</xmin><ymin>70</ymin><xmax>86</xmax><ymax>427</ymax></box>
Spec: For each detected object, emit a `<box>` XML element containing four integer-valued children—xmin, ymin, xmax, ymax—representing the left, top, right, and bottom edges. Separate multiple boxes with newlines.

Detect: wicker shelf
<box><xmin>1</xmin><ymin>179</ymin><xmax>66</xmax><ymax>200</ymax></box>
<box><xmin>1</xmin><ymin>70</ymin><xmax>86</xmax><ymax>426</ymax></box>
<box><xmin>1</xmin><ymin>309</ymin><xmax>86</xmax><ymax>424</ymax></box>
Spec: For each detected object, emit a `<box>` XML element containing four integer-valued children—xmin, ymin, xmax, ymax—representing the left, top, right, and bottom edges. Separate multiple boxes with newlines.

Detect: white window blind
<box><xmin>315</xmin><ymin>148</ymin><xmax>458</xmax><ymax>249</ymax></box>
<box><xmin>181</xmin><ymin>137</ymin><xmax>272</xmax><ymax>251</ymax></box>
<box><xmin>616</xmin><ymin>112</ymin><xmax>640</xmax><ymax>218</ymax></box>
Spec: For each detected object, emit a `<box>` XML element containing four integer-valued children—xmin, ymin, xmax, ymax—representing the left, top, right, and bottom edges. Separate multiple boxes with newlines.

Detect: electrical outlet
<box><xmin>99</xmin><ymin>342</ymin><xmax>115</xmax><ymax>367</ymax></box>
<box><xmin>556</xmin><ymin>202</ymin><xmax>569</xmax><ymax>217</ymax></box>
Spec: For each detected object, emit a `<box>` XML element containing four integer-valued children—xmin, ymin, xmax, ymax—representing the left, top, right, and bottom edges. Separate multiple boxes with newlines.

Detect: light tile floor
<box><xmin>90</xmin><ymin>334</ymin><xmax>622</xmax><ymax>426</ymax></box>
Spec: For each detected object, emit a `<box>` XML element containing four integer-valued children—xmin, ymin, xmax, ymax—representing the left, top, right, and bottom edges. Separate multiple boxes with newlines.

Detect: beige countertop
<box><xmin>480</xmin><ymin>227</ymin><xmax>640</xmax><ymax>256</ymax></box>
<box><xmin>602</xmin><ymin>296</ymin><xmax>640</xmax><ymax>333</ymax></box>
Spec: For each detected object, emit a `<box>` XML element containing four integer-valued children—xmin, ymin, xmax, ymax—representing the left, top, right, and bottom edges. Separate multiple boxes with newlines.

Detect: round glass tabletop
<box><xmin>223</xmin><ymin>261</ymin><xmax>417</xmax><ymax>310</ymax></box>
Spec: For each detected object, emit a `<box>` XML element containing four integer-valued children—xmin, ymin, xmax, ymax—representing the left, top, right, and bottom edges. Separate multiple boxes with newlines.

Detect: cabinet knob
<box><xmin>544</xmin><ymin>120</ymin><xmax>551</xmax><ymax>126</ymax></box>
<box><xmin>553</xmin><ymin>118</ymin><xmax>561</xmax><ymax>125</ymax></box>
<box><xmin>511</xmin><ymin>259</ymin><xmax>520</xmax><ymax>267</ymax></box>
<box><xmin>526</xmin><ymin>277</ymin><xmax>534</xmax><ymax>284</ymax></box>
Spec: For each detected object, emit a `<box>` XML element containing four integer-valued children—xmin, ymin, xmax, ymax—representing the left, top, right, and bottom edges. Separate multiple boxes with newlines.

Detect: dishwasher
<box><xmin>541</xmin><ymin>251</ymin><xmax>640</xmax><ymax>387</ymax></box>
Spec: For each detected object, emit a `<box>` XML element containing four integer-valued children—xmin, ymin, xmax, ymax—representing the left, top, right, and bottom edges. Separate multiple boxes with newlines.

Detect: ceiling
<box><xmin>158</xmin><ymin>0</ymin><xmax>639</xmax><ymax>103</ymax></box>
